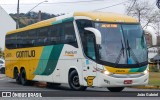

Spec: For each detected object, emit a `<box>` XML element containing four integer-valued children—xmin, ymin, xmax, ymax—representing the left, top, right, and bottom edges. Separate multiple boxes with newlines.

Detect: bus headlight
<box><xmin>143</xmin><ymin>69</ymin><xmax>148</xmax><ymax>75</ymax></box>
<box><xmin>103</xmin><ymin>70</ymin><xmax>111</xmax><ymax>75</ymax></box>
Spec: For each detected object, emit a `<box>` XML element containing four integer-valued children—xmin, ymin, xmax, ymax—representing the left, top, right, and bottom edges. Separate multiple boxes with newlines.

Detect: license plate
<box><xmin>124</xmin><ymin>80</ymin><xmax>132</xmax><ymax>84</ymax></box>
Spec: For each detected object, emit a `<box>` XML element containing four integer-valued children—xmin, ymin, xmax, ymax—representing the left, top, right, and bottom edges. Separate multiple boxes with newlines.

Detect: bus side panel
<box><xmin>27</xmin><ymin>46</ymin><xmax>50</xmax><ymax>81</ymax></box>
<box><xmin>56</xmin><ymin>44</ymin><xmax>84</xmax><ymax>85</ymax></box>
<box><xmin>5</xmin><ymin>47</ymin><xmax>44</xmax><ymax>81</ymax></box>
<box><xmin>57</xmin><ymin>59</ymin><xmax>83</xmax><ymax>84</ymax></box>
<box><xmin>32</xmin><ymin>44</ymin><xmax>83</xmax><ymax>84</ymax></box>
<box><xmin>32</xmin><ymin>45</ymin><xmax>64</xmax><ymax>82</ymax></box>
<box><xmin>5</xmin><ymin>60</ymin><xmax>13</xmax><ymax>78</ymax></box>
<box><xmin>5</xmin><ymin>49</ymin><xmax>18</xmax><ymax>79</ymax></box>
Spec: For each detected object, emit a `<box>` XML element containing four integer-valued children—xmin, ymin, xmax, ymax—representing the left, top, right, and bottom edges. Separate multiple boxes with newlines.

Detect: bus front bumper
<box><xmin>97</xmin><ymin>73</ymin><xmax>149</xmax><ymax>87</ymax></box>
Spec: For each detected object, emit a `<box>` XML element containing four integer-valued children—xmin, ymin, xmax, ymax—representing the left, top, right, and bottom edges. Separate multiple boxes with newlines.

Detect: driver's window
<box><xmin>76</xmin><ymin>19</ymin><xmax>96</xmax><ymax>60</ymax></box>
<box><xmin>85</xmin><ymin>33</ymin><xmax>96</xmax><ymax>60</ymax></box>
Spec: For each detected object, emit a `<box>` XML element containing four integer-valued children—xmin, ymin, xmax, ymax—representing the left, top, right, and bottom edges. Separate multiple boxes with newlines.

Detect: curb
<box><xmin>130</xmin><ymin>85</ymin><xmax>160</xmax><ymax>89</ymax></box>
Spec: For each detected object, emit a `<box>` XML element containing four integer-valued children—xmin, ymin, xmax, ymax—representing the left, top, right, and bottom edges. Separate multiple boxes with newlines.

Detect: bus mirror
<box><xmin>84</xmin><ymin>27</ymin><xmax>101</xmax><ymax>45</ymax></box>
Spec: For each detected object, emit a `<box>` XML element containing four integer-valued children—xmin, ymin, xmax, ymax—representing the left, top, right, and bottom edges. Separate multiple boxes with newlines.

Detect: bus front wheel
<box><xmin>69</xmin><ymin>70</ymin><xmax>87</xmax><ymax>91</ymax></box>
<box><xmin>107</xmin><ymin>87</ymin><xmax>125</xmax><ymax>92</ymax></box>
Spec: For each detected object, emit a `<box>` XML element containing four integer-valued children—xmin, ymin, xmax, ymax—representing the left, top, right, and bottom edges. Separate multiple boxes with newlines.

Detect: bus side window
<box><xmin>28</xmin><ymin>30</ymin><xmax>37</xmax><ymax>47</ymax></box>
<box><xmin>23</xmin><ymin>31</ymin><xmax>29</xmax><ymax>48</ymax></box>
<box><xmin>6</xmin><ymin>34</ymin><xmax>17</xmax><ymax>49</ymax></box>
<box><xmin>62</xmin><ymin>22</ymin><xmax>78</xmax><ymax>48</ymax></box>
<box><xmin>76</xmin><ymin>19</ymin><xmax>92</xmax><ymax>36</ymax></box>
<box><xmin>37</xmin><ymin>27</ymin><xmax>49</xmax><ymax>46</ymax></box>
<box><xmin>17</xmin><ymin>32</ymin><xmax>22</xmax><ymax>48</ymax></box>
<box><xmin>6</xmin><ymin>35</ymin><xmax>14</xmax><ymax>49</ymax></box>
<box><xmin>85</xmin><ymin>33</ymin><xmax>96</xmax><ymax>60</ymax></box>
<box><xmin>76</xmin><ymin>19</ymin><xmax>94</xmax><ymax>59</ymax></box>
<box><xmin>49</xmin><ymin>25</ymin><xmax>61</xmax><ymax>45</ymax></box>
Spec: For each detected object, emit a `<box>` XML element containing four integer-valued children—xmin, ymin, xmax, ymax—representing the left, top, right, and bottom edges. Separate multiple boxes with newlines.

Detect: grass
<box><xmin>149</xmin><ymin>72</ymin><xmax>160</xmax><ymax>86</ymax></box>
<box><xmin>130</xmin><ymin>72</ymin><xmax>160</xmax><ymax>89</ymax></box>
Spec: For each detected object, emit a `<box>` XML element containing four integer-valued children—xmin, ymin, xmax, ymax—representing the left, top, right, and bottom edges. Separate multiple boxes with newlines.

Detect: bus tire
<box><xmin>1</xmin><ymin>68</ymin><xmax>5</xmax><ymax>74</ymax></box>
<box><xmin>69</xmin><ymin>70</ymin><xmax>87</xmax><ymax>91</ymax></box>
<box><xmin>28</xmin><ymin>80</ymin><xmax>35</xmax><ymax>86</ymax></box>
<box><xmin>20</xmin><ymin>69</ymin><xmax>28</xmax><ymax>86</ymax></box>
<box><xmin>14</xmin><ymin>68</ymin><xmax>21</xmax><ymax>84</ymax></box>
<box><xmin>107</xmin><ymin>87</ymin><xmax>125</xmax><ymax>92</ymax></box>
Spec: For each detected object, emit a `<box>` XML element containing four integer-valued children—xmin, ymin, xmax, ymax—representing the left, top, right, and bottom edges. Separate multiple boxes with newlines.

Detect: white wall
<box><xmin>0</xmin><ymin>6</ymin><xmax>16</xmax><ymax>50</ymax></box>
<box><xmin>148</xmin><ymin>47</ymin><xmax>158</xmax><ymax>60</ymax></box>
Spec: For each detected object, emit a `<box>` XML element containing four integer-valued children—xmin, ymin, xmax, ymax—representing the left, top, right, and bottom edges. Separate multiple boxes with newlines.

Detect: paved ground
<box><xmin>0</xmin><ymin>74</ymin><xmax>160</xmax><ymax>99</ymax></box>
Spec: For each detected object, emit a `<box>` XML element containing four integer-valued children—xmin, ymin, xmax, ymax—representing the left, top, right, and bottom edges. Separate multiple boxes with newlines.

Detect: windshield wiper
<box><xmin>126</xmin><ymin>39</ymin><xmax>140</xmax><ymax>66</ymax></box>
<box><xmin>114</xmin><ymin>40</ymin><xmax>125</xmax><ymax>67</ymax></box>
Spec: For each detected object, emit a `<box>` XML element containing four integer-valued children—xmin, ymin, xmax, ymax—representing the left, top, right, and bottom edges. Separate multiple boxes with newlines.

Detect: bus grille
<box><xmin>110</xmin><ymin>73</ymin><xmax>144</xmax><ymax>78</ymax></box>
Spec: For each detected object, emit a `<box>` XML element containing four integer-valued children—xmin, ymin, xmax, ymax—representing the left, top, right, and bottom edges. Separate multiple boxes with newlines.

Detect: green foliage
<box><xmin>0</xmin><ymin>48</ymin><xmax>4</xmax><ymax>58</ymax></box>
<box><xmin>9</xmin><ymin>11</ymin><xmax>57</xmax><ymax>28</ymax></box>
<box><xmin>150</xmin><ymin>66</ymin><xmax>160</xmax><ymax>72</ymax></box>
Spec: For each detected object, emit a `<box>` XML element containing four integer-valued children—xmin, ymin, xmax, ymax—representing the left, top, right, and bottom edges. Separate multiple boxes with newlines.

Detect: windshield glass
<box><xmin>122</xmin><ymin>24</ymin><xmax>147</xmax><ymax>64</ymax></box>
<box><xmin>95</xmin><ymin>22</ymin><xmax>147</xmax><ymax>66</ymax></box>
<box><xmin>95</xmin><ymin>23</ymin><xmax>126</xmax><ymax>64</ymax></box>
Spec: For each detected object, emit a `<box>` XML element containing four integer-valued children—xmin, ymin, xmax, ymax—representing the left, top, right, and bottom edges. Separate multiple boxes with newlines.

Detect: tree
<box><xmin>147</xmin><ymin>10</ymin><xmax>160</xmax><ymax>36</ymax></box>
<box><xmin>125</xmin><ymin>0</ymin><xmax>160</xmax><ymax>29</ymax></box>
<box><xmin>10</xmin><ymin>11</ymin><xmax>57</xmax><ymax>28</ymax></box>
<box><xmin>0</xmin><ymin>48</ymin><xmax>4</xmax><ymax>58</ymax></box>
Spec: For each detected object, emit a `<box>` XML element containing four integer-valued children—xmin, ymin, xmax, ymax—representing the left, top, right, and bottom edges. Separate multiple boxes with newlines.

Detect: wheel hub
<box><xmin>72</xmin><ymin>76</ymin><xmax>79</xmax><ymax>86</ymax></box>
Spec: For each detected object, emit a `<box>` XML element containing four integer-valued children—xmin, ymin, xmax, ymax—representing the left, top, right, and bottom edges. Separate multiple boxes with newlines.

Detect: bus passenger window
<box><xmin>28</xmin><ymin>30</ymin><xmax>37</xmax><ymax>47</ymax></box>
<box><xmin>23</xmin><ymin>32</ymin><xmax>29</xmax><ymax>48</ymax></box>
<box><xmin>49</xmin><ymin>25</ymin><xmax>61</xmax><ymax>45</ymax></box>
<box><xmin>17</xmin><ymin>32</ymin><xmax>23</xmax><ymax>48</ymax></box>
<box><xmin>63</xmin><ymin>22</ymin><xmax>78</xmax><ymax>47</ymax></box>
<box><xmin>37</xmin><ymin>27</ymin><xmax>49</xmax><ymax>46</ymax></box>
<box><xmin>6</xmin><ymin>34</ymin><xmax>17</xmax><ymax>49</ymax></box>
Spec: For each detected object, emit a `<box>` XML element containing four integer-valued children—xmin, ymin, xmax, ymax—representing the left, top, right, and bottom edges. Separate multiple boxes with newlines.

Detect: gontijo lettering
<box><xmin>16</xmin><ymin>50</ymin><xmax>35</xmax><ymax>58</ymax></box>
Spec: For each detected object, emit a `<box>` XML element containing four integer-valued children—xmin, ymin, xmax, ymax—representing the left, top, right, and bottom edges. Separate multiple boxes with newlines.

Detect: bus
<box><xmin>5</xmin><ymin>12</ymin><xmax>148</xmax><ymax>92</ymax></box>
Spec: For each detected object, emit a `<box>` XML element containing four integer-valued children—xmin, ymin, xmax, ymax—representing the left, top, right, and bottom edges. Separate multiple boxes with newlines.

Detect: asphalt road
<box><xmin>0</xmin><ymin>74</ymin><xmax>160</xmax><ymax>100</ymax></box>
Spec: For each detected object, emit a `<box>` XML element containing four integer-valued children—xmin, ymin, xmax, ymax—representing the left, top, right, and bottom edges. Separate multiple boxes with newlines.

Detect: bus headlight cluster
<box><xmin>103</xmin><ymin>70</ymin><xmax>111</xmax><ymax>75</ymax></box>
<box><xmin>143</xmin><ymin>69</ymin><xmax>149</xmax><ymax>75</ymax></box>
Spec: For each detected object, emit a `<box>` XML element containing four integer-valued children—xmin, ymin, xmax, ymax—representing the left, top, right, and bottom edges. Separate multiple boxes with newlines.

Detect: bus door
<box><xmin>82</xmin><ymin>33</ymin><xmax>97</xmax><ymax>87</ymax></box>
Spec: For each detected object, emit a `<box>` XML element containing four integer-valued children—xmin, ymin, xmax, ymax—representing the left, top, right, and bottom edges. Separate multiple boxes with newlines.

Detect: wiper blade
<box><xmin>114</xmin><ymin>40</ymin><xmax>125</xmax><ymax>67</ymax></box>
<box><xmin>126</xmin><ymin>39</ymin><xmax>140</xmax><ymax>66</ymax></box>
<box><xmin>127</xmin><ymin>40</ymin><xmax>131</xmax><ymax>57</ymax></box>
<box><xmin>121</xmin><ymin>40</ymin><xmax>125</xmax><ymax>57</ymax></box>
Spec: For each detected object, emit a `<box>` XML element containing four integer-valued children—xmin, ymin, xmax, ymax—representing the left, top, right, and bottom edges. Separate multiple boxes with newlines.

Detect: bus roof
<box><xmin>7</xmin><ymin>11</ymin><xmax>138</xmax><ymax>35</ymax></box>
<box><xmin>74</xmin><ymin>12</ymin><xmax>138</xmax><ymax>23</ymax></box>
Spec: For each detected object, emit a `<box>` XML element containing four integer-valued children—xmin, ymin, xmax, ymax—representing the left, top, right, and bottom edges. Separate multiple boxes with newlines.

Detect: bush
<box><xmin>150</xmin><ymin>66</ymin><xmax>160</xmax><ymax>72</ymax></box>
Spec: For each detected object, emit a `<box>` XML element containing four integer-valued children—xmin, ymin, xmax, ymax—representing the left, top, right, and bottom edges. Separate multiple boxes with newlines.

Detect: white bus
<box><xmin>5</xmin><ymin>12</ymin><xmax>148</xmax><ymax>92</ymax></box>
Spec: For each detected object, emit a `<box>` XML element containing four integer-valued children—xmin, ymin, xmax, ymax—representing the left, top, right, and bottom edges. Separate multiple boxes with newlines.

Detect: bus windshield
<box><xmin>94</xmin><ymin>23</ymin><xmax>147</xmax><ymax>67</ymax></box>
